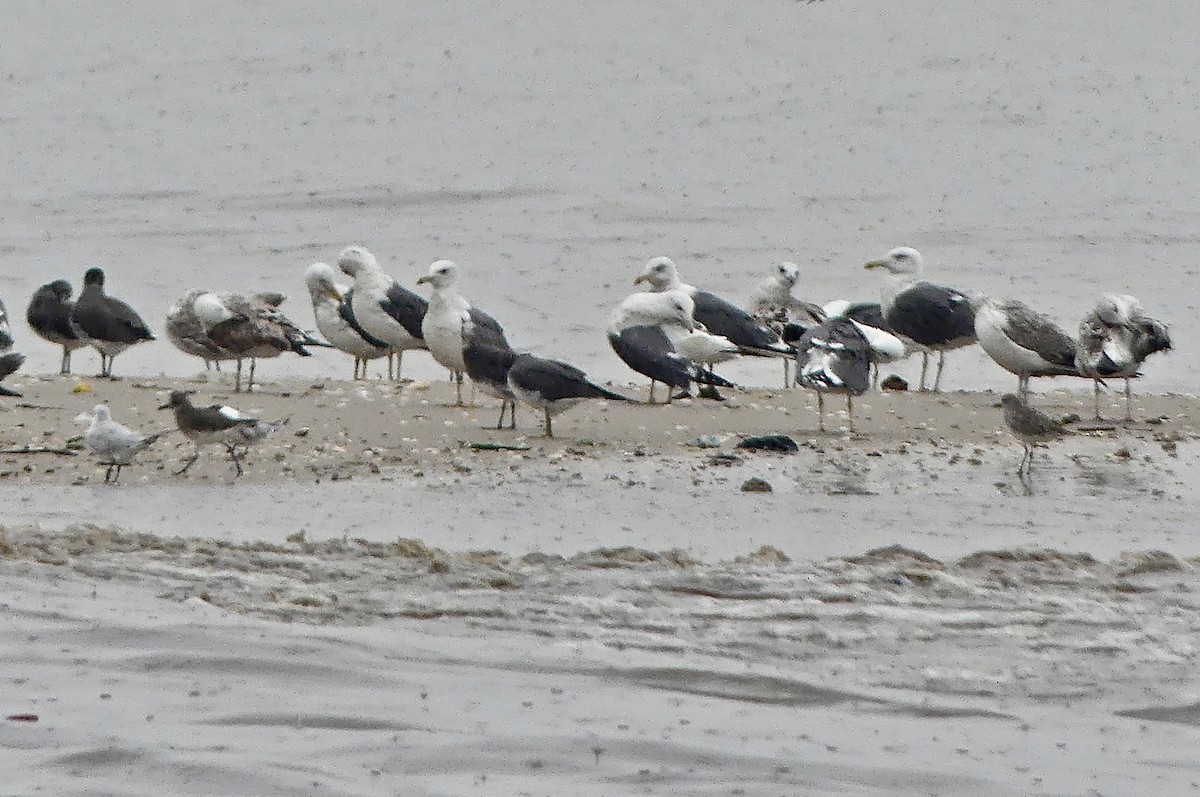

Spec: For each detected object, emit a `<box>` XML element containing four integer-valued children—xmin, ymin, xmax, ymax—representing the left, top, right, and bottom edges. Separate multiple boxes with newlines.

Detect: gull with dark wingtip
<box><xmin>507</xmin><ymin>352</ymin><xmax>631</xmax><ymax>438</ymax></box>
<box><xmin>160</xmin><ymin>390</ymin><xmax>284</xmax><ymax>477</ymax></box>
<box><xmin>974</xmin><ymin>296</ymin><xmax>1082</xmax><ymax>399</ymax></box>
<box><xmin>337</xmin><ymin>246</ymin><xmax>428</xmax><ymax>380</ymax></box>
<box><xmin>304</xmin><ymin>263</ymin><xmax>389</xmax><ymax>380</ymax></box>
<box><xmin>1076</xmin><ymin>294</ymin><xmax>1171</xmax><ymax>422</ymax></box>
<box><xmin>68</xmin><ymin>268</ymin><xmax>155</xmax><ymax>377</ymax></box>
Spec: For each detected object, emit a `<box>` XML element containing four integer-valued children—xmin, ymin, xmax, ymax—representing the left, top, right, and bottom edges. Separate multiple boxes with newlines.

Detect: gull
<box><xmin>417</xmin><ymin>260</ymin><xmax>510</xmax><ymax>406</ymax></box>
<box><xmin>973</xmin><ymin>296</ymin><xmax>1081</xmax><ymax>399</ymax></box>
<box><xmin>27</xmin><ymin>280</ymin><xmax>87</xmax><ymax>375</ymax></box>
<box><xmin>794</xmin><ymin>318</ymin><xmax>872</xmax><ymax>432</ymax></box>
<box><xmin>461</xmin><ymin>321</ymin><xmax>519</xmax><ymax>429</ymax></box>
<box><xmin>818</xmin><ymin>300</ymin><xmax>905</xmax><ymax>388</ymax></box>
<box><xmin>74</xmin><ymin>404</ymin><xmax>168</xmax><ymax>483</ymax></box>
<box><xmin>160</xmin><ymin>390</ymin><xmax>285</xmax><ymax>477</ymax></box>
<box><xmin>0</xmin><ymin>352</ymin><xmax>26</xmax><ymax>397</ymax></box>
<box><xmin>1000</xmin><ymin>393</ymin><xmax>1072</xmax><ymax>479</ymax></box>
<box><xmin>303</xmin><ymin>263</ymin><xmax>389</xmax><ymax>380</ymax></box>
<box><xmin>863</xmin><ymin>247</ymin><xmax>976</xmax><ymax>391</ymax></box>
<box><xmin>0</xmin><ymin>297</ymin><xmax>12</xmax><ymax>353</ymax></box>
<box><xmin>69</xmin><ymin>267</ymin><xmax>155</xmax><ymax>377</ymax></box>
<box><xmin>1076</xmin><ymin>294</ymin><xmax>1171</xmax><ymax>421</ymax></box>
<box><xmin>165</xmin><ymin>289</ymin><xmax>234</xmax><ymax>371</ymax></box>
<box><xmin>507</xmin><ymin>353</ymin><xmax>631</xmax><ymax>438</ymax></box>
<box><xmin>336</xmin><ymin>246</ymin><xmax>428</xmax><ymax>380</ymax></box>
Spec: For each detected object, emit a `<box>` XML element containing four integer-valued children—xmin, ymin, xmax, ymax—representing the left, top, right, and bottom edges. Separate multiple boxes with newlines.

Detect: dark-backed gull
<box><xmin>1075</xmin><ymin>294</ymin><xmax>1171</xmax><ymax>421</ymax></box>
<box><xmin>863</xmin><ymin>247</ymin><xmax>976</xmax><ymax>392</ymax></box>
<box><xmin>160</xmin><ymin>390</ymin><xmax>285</xmax><ymax>477</ymax></box>
<box><xmin>304</xmin><ymin>263</ymin><xmax>389</xmax><ymax>380</ymax></box>
<box><xmin>69</xmin><ymin>267</ymin><xmax>155</xmax><ymax>377</ymax></box>
<box><xmin>507</xmin><ymin>353</ymin><xmax>630</xmax><ymax>438</ymax></box>
<box><xmin>26</xmin><ymin>280</ymin><xmax>86</xmax><ymax>375</ymax></box>
<box><xmin>336</xmin><ymin>246</ymin><xmax>428</xmax><ymax>380</ymax></box>
<box><xmin>794</xmin><ymin>318</ymin><xmax>872</xmax><ymax>432</ymax></box>
<box><xmin>974</xmin><ymin>297</ymin><xmax>1081</xmax><ymax>399</ymax></box>
<box><xmin>462</xmin><ymin>318</ymin><xmax>520</xmax><ymax>429</ymax></box>
<box><xmin>0</xmin><ymin>352</ymin><xmax>25</xmax><ymax>397</ymax></box>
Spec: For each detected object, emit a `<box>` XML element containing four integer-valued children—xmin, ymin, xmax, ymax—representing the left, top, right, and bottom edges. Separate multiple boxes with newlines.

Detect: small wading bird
<box><xmin>1000</xmin><ymin>393</ymin><xmax>1072</xmax><ymax>479</ymax></box>
<box><xmin>1075</xmin><ymin>294</ymin><xmax>1171</xmax><ymax>421</ymax></box>
<box><xmin>75</xmin><ymin>404</ymin><xmax>168</xmax><ymax>483</ymax></box>
<box><xmin>863</xmin><ymin>247</ymin><xmax>976</xmax><ymax>392</ymax></box>
<box><xmin>160</xmin><ymin>390</ymin><xmax>285</xmax><ymax>477</ymax></box>
<box><xmin>69</xmin><ymin>267</ymin><xmax>155</xmax><ymax>377</ymax></box>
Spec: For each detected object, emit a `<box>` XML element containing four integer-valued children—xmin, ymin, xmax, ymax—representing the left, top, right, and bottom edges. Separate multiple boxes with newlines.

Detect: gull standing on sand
<box><xmin>1000</xmin><ymin>393</ymin><xmax>1072</xmax><ymax>479</ymax></box>
<box><xmin>160</xmin><ymin>390</ymin><xmax>285</xmax><ymax>477</ymax></box>
<box><xmin>303</xmin><ymin>263</ymin><xmax>389</xmax><ymax>380</ymax></box>
<box><xmin>417</xmin><ymin>260</ymin><xmax>510</xmax><ymax>407</ymax></box>
<box><xmin>507</xmin><ymin>353</ymin><xmax>631</xmax><ymax>438</ymax></box>
<box><xmin>748</xmin><ymin>261</ymin><xmax>827</xmax><ymax>387</ymax></box>
<box><xmin>974</xmin><ymin>296</ymin><xmax>1081</xmax><ymax>399</ymax></box>
<box><xmin>69</xmin><ymin>267</ymin><xmax>155</xmax><ymax>377</ymax></box>
<box><xmin>607</xmin><ymin>291</ymin><xmax>734</xmax><ymax>403</ymax></box>
<box><xmin>461</xmin><ymin>321</ymin><xmax>520</xmax><ymax>429</ymax></box>
<box><xmin>165</xmin><ymin>289</ymin><xmax>234</xmax><ymax>372</ymax></box>
<box><xmin>336</xmin><ymin>246</ymin><xmax>428</xmax><ymax>380</ymax></box>
<box><xmin>193</xmin><ymin>292</ymin><xmax>327</xmax><ymax>392</ymax></box>
<box><xmin>1076</xmin><ymin>294</ymin><xmax>1172</xmax><ymax>421</ymax></box>
<box><xmin>863</xmin><ymin>247</ymin><xmax>976</xmax><ymax>392</ymax></box>
<box><xmin>794</xmin><ymin>318</ymin><xmax>873</xmax><ymax>433</ymax></box>
<box><xmin>817</xmin><ymin>300</ymin><xmax>905</xmax><ymax>388</ymax></box>
<box><xmin>0</xmin><ymin>297</ymin><xmax>13</xmax><ymax>353</ymax></box>
<box><xmin>27</xmin><ymin>280</ymin><xmax>87</xmax><ymax>375</ymax></box>
<box><xmin>75</xmin><ymin>404</ymin><xmax>168</xmax><ymax>483</ymax></box>
<box><xmin>0</xmin><ymin>352</ymin><xmax>25</xmax><ymax>397</ymax></box>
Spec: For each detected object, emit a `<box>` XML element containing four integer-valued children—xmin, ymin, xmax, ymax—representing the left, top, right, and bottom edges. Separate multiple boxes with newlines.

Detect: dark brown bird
<box><xmin>1000</xmin><ymin>393</ymin><xmax>1071</xmax><ymax>478</ymax></box>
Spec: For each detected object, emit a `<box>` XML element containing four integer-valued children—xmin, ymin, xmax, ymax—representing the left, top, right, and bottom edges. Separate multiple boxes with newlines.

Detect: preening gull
<box><xmin>0</xmin><ymin>352</ymin><xmax>26</xmax><ymax>397</ymax></box>
<box><xmin>748</xmin><ymin>261</ymin><xmax>827</xmax><ymax>387</ymax></box>
<box><xmin>817</xmin><ymin>300</ymin><xmax>906</xmax><ymax>388</ymax></box>
<box><xmin>27</xmin><ymin>280</ymin><xmax>86</xmax><ymax>375</ymax></box>
<box><xmin>974</xmin><ymin>297</ymin><xmax>1081</xmax><ymax>399</ymax></box>
<box><xmin>863</xmin><ymin>247</ymin><xmax>976</xmax><ymax>391</ymax></box>
<box><xmin>461</xmin><ymin>320</ymin><xmax>519</xmax><ymax>429</ymax></box>
<box><xmin>303</xmin><ymin>263</ymin><xmax>389</xmax><ymax>380</ymax></box>
<box><xmin>165</xmin><ymin>289</ymin><xmax>234</xmax><ymax>371</ymax></box>
<box><xmin>75</xmin><ymin>404</ymin><xmax>168</xmax><ymax>483</ymax></box>
<box><xmin>417</xmin><ymin>260</ymin><xmax>510</xmax><ymax>407</ymax></box>
<box><xmin>1075</xmin><ymin>294</ymin><xmax>1172</xmax><ymax>421</ymax></box>
<box><xmin>794</xmin><ymin>318</ymin><xmax>872</xmax><ymax>432</ymax></box>
<box><xmin>636</xmin><ymin>257</ymin><xmax>794</xmax><ymax>355</ymax></box>
<box><xmin>193</xmin><ymin>292</ymin><xmax>327</xmax><ymax>392</ymax></box>
<box><xmin>607</xmin><ymin>291</ymin><xmax>734</xmax><ymax>403</ymax></box>
<box><xmin>507</xmin><ymin>353</ymin><xmax>631</xmax><ymax>438</ymax></box>
<box><xmin>160</xmin><ymin>390</ymin><xmax>285</xmax><ymax>477</ymax></box>
<box><xmin>0</xmin><ymin>297</ymin><xmax>13</xmax><ymax>352</ymax></box>
<box><xmin>1000</xmin><ymin>393</ymin><xmax>1071</xmax><ymax>479</ymax></box>
<box><xmin>336</xmin><ymin>246</ymin><xmax>428</xmax><ymax>380</ymax></box>
<box><xmin>69</xmin><ymin>267</ymin><xmax>155</xmax><ymax>377</ymax></box>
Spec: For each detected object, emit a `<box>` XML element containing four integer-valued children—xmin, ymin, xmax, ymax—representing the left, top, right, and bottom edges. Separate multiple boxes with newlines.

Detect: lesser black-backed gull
<box><xmin>75</xmin><ymin>404</ymin><xmax>168</xmax><ymax>483</ymax></box>
<box><xmin>817</xmin><ymin>300</ymin><xmax>906</xmax><ymax>388</ymax></box>
<box><xmin>1000</xmin><ymin>393</ymin><xmax>1071</xmax><ymax>479</ymax></box>
<box><xmin>794</xmin><ymin>318</ymin><xmax>872</xmax><ymax>432</ymax></box>
<box><xmin>1076</xmin><ymin>294</ymin><xmax>1172</xmax><ymax>421</ymax></box>
<box><xmin>863</xmin><ymin>247</ymin><xmax>976</xmax><ymax>392</ymax></box>
<box><xmin>69</xmin><ymin>267</ymin><xmax>155</xmax><ymax>377</ymax></box>
<box><xmin>27</xmin><ymin>280</ymin><xmax>86</xmax><ymax>375</ymax></box>
<box><xmin>0</xmin><ymin>352</ymin><xmax>25</xmax><ymax>397</ymax></box>
<box><xmin>462</xmin><ymin>318</ymin><xmax>520</xmax><ymax>429</ymax></box>
<box><xmin>974</xmin><ymin>297</ymin><xmax>1081</xmax><ymax>399</ymax></box>
<box><xmin>304</xmin><ymin>263</ymin><xmax>389</xmax><ymax>380</ymax></box>
<box><xmin>160</xmin><ymin>389</ymin><xmax>284</xmax><ymax>477</ymax></box>
<box><xmin>507</xmin><ymin>353</ymin><xmax>631</xmax><ymax>438</ymax></box>
<box><xmin>417</xmin><ymin>259</ymin><xmax>511</xmax><ymax>407</ymax></box>
<box><xmin>193</xmin><ymin>292</ymin><xmax>327</xmax><ymax>392</ymax></box>
<box><xmin>607</xmin><ymin>291</ymin><xmax>734</xmax><ymax>403</ymax></box>
<box><xmin>336</xmin><ymin>246</ymin><xmax>428</xmax><ymax>380</ymax></box>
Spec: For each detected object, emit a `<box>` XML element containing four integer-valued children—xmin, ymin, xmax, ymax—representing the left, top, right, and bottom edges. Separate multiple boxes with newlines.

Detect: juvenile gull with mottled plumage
<box><xmin>160</xmin><ymin>390</ymin><xmax>284</xmax><ymax>477</ymax></box>
<box><xmin>27</xmin><ymin>280</ymin><xmax>86</xmax><ymax>375</ymax></box>
<box><xmin>1076</xmin><ymin>294</ymin><xmax>1172</xmax><ymax>421</ymax></box>
<box><xmin>974</xmin><ymin>297</ymin><xmax>1081</xmax><ymax>399</ymax></box>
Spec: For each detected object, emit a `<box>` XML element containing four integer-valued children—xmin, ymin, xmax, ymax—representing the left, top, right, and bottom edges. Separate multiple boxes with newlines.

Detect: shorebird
<box><xmin>27</xmin><ymin>280</ymin><xmax>87</xmax><ymax>375</ymax></box>
<box><xmin>303</xmin><ymin>263</ymin><xmax>389</xmax><ymax>380</ymax></box>
<box><xmin>811</xmin><ymin>300</ymin><xmax>906</xmax><ymax>389</ymax></box>
<box><xmin>1076</xmin><ymin>294</ymin><xmax>1172</xmax><ymax>421</ymax></box>
<box><xmin>1000</xmin><ymin>393</ymin><xmax>1072</xmax><ymax>478</ymax></box>
<box><xmin>507</xmin><ymin>353</ymin><xmax>631</xmax><ymax>438</ymax></box>
<box><xmin>607</xmin><ymin>290</ymin><xmax>734</xmax><ymax>403</ymax></box>
<box><xmin>863</xmin><ymin>247</ymin><xmax>976</xmax><ymax>392</ymax></box>
<box><xmin>794</xmin><ymin>318</ymin><xmax>873</xmax><ymax>433</ymax></box>
<box><xmin>461</xmin><ymin>320</ymin><xmax>520</xmax><ymax>429</ymax></box>
<box><xmin>974</xmin><ymin>296</ymin><xmax>1081</xmax><ymax>399</ymax></box>
<box><xmin>193</xmin><ymin>292</ymin><xmax>327</xmax><ymax>392</ymax></box>
<box><xmin>336</xmin><ymin>245</ymin><xmax>428</xmax><ymax>380</ymax></box>
<box><xmin>417</xmin><ymin>260</ymin><xmax>510</xmax><ymax>406</ymax></box>
<box><xmin>160</xmin><ymin>390</ymin><xmax>285</xmax><ymax>477</ymax></box>
<box><xmin>165</xmin><ymin>289</ymin><xmax>233</xmax><ymax>371</ymax></box>
<box><xmin>0</xmin><ymin>352</ymin><xmax>25</xmax><ymax>397</ymax></box>
<box><xmin>748</xmin><ymin>261</ymin><xmax>826</xmax><ymax>387</ymax></box>
<box><xmin>75</xmin><ymin>404</ymin><xmax>168</xmax><ymax>483</ymax></box>
<box><xmin>69</xmin><ymin>267</ymin><xmax>155</xmax><ymax>377</ymax></box>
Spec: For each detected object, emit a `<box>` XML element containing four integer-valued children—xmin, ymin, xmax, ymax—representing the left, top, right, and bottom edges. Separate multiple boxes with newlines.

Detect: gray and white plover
<box><xmin>75</xmin><ymin>404</ymin><xmax>168</xmax><ymax>483</ymax></box>
<box><xmin>160</xmin><ymin>390</ymin><xmax>284</xmax><ymax>477</ymax></box>
<box><xmin>864</xmin><ymin>247</ymin><xmax>977</xmax><ymax>392</ymax></box>
<box><xmin>507</xmin><ymin>352</ymin><xmax>631</xmax><ymax>438</ymax></box>
<box><xmin>1075</xmin><ymin>294</ymin><xmax>1171</xmax><ymax>421</ymax></box>
<box><xmin>336</xmin><ymin>246</ymin><xmax>428</xmax><ymax>380</ymax></box>
<box><xmin>1000</xmin><ymin>393</ymin><xmax>1071</xmax><ymax>478</ymax></box>
<box><xmin>69</xmin><ymin>267</ymin><xmax>155</xmax><ymax>377</ymax></box>
<box><xmin>27</xmin><ymin>280</ymin><xmax>87</xmax><ymax>375</ymax></box>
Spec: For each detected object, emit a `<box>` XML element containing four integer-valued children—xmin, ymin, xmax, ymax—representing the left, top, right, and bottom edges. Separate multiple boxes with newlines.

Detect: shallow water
<box><xmin>3</xmin><ymin>1</ymin><xmax>1197</xmax><ymax>393</ymax></box>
